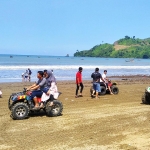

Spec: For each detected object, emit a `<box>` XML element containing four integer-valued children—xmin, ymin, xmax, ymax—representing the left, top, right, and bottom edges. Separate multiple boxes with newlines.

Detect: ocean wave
<box><xmin>0</xmin><ymin>65</ymin><xmax>150</xmax><ymax>70</ymax></box>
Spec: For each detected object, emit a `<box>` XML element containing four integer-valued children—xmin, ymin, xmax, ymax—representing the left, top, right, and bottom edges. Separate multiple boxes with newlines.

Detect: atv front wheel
<box><xmin>11</xmin><ymin>102</ymin><xmax>29</xmax><ymax>120</ymax></box>
<box><xmin>111</xmin><ymin>86</ymin><xmax>119</xmax><ymax>95</ymax></box>
<box><xmin>45</xmin><ymin>100</ymin><xmax>63</xmax><ymax>117</ymax></box>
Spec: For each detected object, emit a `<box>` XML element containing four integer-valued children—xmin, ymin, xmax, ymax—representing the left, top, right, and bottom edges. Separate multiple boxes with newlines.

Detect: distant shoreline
<box><xmin>0</xmin><ymin>75</ymin><xmax>150</xmax><ymax>83</ymax></box>
<box><xmin>0</xmin><ymin>54</ymin><xmax>73</xmax><ymax>57</ymax></box>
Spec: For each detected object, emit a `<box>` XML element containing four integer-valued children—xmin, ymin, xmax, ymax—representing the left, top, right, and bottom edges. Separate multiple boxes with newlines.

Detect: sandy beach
<box><xmin>0</xmin><ymin>76</ymin><xmax>150</xmax><ymax>150</ymax></box>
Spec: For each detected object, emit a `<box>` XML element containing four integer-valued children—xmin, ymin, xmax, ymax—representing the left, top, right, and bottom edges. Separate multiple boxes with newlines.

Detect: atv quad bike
<box><xmin>8</xmin><ymin>88</ymin><xmax>63</xmax><ymax>120</ymax></box>
<box><xmin>90</xmin><ymin>82</ymin><xmax>119</xmax><ymax>96</ymax></box>
<box><xmin>142</xmin><ymin>87</ymin><xmax>150</xmax><ymax>104</ymax></box>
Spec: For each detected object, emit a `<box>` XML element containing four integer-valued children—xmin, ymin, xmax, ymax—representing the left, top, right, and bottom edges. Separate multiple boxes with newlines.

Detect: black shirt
<box><xmin>91</xmin><ymin>72</ymin><xmax>102</xmax><ymax>83</ymax></box>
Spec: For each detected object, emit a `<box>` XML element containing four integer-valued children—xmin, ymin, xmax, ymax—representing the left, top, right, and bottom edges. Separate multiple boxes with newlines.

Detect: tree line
<box><xmin>74</xmin><ymin>36</ymin><xmax>150</xmax><ymax>58</ymax></box>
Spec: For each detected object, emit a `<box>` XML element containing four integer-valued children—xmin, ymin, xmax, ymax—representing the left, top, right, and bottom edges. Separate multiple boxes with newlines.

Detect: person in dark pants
<box><xmin>28</xmin><ymin>68</ymin><xmax>32</xmax><ymax>82</ymax></box>
<box><xmin>27</xmin><ymin>71</ymin><xmax>46</xmax><ymax>109</ymax></box>
<box><xmin>75</xmin><ymin>67</ymin><xmax>84</xmax><ymax>98</ymax></box>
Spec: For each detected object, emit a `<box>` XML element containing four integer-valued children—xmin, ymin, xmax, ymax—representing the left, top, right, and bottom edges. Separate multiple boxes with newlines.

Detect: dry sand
<box><xmin>0</xmin><ymin>77</ymin><xmax>150</xmax><ymax>150</ymax></box>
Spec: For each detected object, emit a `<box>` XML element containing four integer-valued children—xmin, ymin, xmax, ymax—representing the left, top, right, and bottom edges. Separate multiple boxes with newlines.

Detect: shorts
<box><xmin>30</xmin><ymin>90</ymin><xmax>43</xmax><ymax>99</ymax></box>
<box><xmin>108</xmin><ymin>82</ymin><xmax>112</xmax><ymax>87</ymax></box>
<box><xmin>25</xmin><ymin>76</ymin><xmax>28</xmax><ymax>78</ymax></box>
<box><xmin>93</xmin><ymin>82</ymin><xmax>101</xmax><ymax>92</ymax></box>
<box><xmin>42</xmin><ymin>87</ymin><xmax>49</xmax><ymax>93</ymax></box>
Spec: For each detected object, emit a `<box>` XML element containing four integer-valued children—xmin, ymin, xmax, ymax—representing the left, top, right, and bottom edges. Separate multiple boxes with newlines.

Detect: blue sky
<box><xmin>0</xmin><ymin>0</ymin><xmax>150</xmax><ymax>56</ymax></box>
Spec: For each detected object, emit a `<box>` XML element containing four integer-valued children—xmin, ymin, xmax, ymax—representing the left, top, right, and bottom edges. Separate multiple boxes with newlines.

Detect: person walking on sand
<box><xmin>75</xmin><ymin>67</ymin><xmax>84</xmax><ymax>98</ymax></box>
<box><xmin>91</xmin><ymin>68</ymin><xmax>105</xmax><ymax>99</ymax></box>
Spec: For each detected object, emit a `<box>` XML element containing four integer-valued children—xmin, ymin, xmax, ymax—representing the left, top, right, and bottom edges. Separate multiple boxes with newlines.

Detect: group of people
<box><xmin>22</xmin><ymin>67</ymin><xmax>112</xmax><ymax>109</ymax></box>
<box><xmin>26</xmin><ymin>70</ymin><xmax>58</xmax><ymax>110</ymax></box>
<box><xmin>22</xmin><ymin>68</ymin><xmax>32</xmax><ymax>82</ymax></box>
<box><xmin>75</xmin><ymin>67</ymin><xmax>114</xmax><ymax>99</ymax></box>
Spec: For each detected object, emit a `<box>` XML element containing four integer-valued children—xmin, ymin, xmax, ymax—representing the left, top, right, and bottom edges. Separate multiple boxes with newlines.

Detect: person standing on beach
<box><xmin>91</xmin><ymin>68</ymin><xmax>105</xmax><ymax>99</ymax></box>
<box><xmin>24</xmin><ymin>70</ymin><xmax>29</xmax><ymax>82</ymax></box>
<box><xmin>75</xmin><ymin>67</ymin><xmax>84</xmax><ymax>98</ymax></box>
<box><xmin>22</xmin><ymin>72</ymin><xmax>25</xmax><ymax>82</ymax></box>
<box><xmin>28</xmin><ymin>68</ymin><xmax>32</xmax><ymax>82</ymax></box>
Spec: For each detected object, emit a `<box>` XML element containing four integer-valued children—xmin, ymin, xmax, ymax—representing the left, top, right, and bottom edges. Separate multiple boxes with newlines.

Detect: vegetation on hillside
<box><xmin>74</xmin><ymin>36</ymin><xmax>150</xmax><ymax>58</ymax></box>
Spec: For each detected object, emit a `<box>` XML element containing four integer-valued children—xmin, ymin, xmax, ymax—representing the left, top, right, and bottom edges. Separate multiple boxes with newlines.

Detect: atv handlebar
<box><xmin>23</xmin><ymin>88</ymin><xmax>31</xmax><ymax>93</ymax></box>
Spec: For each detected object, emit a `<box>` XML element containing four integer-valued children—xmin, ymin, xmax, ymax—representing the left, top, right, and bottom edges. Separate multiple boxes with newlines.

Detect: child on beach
<box><xmin>0</xmin><ymin>89</ymin><xmax>2</xmax><ymax>98</ymax></box>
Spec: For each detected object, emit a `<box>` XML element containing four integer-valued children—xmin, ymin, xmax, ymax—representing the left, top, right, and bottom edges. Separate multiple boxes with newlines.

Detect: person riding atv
<box><xmin>26</xmin><ymin>71</ymin><xmax>47</xmax><ymax>110</ymax></box>
<box><xmin>27</xmin><ymin>70</ymin><xmax>57</xmax><ymax>109</ymax></box>
<box><xmin>90</xmin><ymin>70</ymin><xmax>119</xmax><ymax>97</ymax></box>
<box><xmin>8</xmin><ymin>70</ymin><xmax>63</xmax><ymax>120</ymax></box>
<box><xmin>8</xmin><ymin>88</ymin><xmax>63</xmax><ymax>120</ymax></box>
<box><xmin>90</xmin><ymin>80</ymin><xmax>119</xmax><ymax>96</ymax></box>
<box><xmin>100</xmin><ymin>70</ymin><xmax>113</xmax><ymax>95</ymax></box>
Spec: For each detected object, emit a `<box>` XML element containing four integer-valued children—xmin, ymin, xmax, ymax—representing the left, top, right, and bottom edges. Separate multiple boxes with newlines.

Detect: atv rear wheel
<box><xmin>45</xmin><ymin>100</ymin><xmax>63</xmax><ymax>117</ymax></box>
<box><xmin>11</xmin><ymin>102</ymin><xmax>29</xmax><ymax>120</ymax></box>
<box><xmin>100</xmin><ymin>86</ymin><xmax>106</xmax><ymax>95</ymax></box>
<box><xmin>111</xmin><ymin>86</ymin><xmax>119</xmax><ymax>95</ymax></box>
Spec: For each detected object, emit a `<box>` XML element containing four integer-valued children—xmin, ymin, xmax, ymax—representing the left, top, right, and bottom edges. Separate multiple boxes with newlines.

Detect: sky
<box><xmin>0</xmin><ymin>0</ymin><xmax>150</xmax><ymax>56</ymax></box>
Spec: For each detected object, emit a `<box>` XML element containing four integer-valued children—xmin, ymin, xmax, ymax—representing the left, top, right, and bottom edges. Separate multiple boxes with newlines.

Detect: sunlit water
<box><xmin>0</xmin><ymin>54</ymin><xmax>150</xmax><ymax>82</ymax></box>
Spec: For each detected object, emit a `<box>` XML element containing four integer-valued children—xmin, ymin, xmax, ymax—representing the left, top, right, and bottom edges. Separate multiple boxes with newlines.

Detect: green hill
<box><xmin>74</xmin><ymin>36</ymin><xmax>150</xmax><ymax>58</ymax></box>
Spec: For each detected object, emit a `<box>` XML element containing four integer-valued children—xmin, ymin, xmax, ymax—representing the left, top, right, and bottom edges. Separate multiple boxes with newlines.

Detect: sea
<box><xmin>0</xmin><ymin>54</ymin><xmax>150</xmax><ymax>83</ymax></box>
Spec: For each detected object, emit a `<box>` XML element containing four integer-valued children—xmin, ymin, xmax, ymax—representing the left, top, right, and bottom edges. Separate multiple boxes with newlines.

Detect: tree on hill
<box><xmin>125</xmin><ymin>36</ymin><xmax>130</xmax><ymax>39</ymax></box>
<box><xmin>74</xmin><ymin>37</ymin><xmax>150</xmax><ymax>59</ymax></box>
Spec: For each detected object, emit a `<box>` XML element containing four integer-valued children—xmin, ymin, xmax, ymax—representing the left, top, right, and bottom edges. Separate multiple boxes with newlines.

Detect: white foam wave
<box><xmin>0</xmin><ymin>65</ymin><xmax>150</xmax><ymax>70</ymax></box>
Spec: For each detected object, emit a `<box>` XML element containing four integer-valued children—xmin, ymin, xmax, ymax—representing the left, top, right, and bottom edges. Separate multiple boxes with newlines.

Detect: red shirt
<box><xmin>76</xmin><ymin>71</ymin><xmax>82</xmax><ymax>84</ymax></box>
<box><xmin>108</xmin><ymin>81</ymin><xmax>112</xmax><ymax>87</ymax></box>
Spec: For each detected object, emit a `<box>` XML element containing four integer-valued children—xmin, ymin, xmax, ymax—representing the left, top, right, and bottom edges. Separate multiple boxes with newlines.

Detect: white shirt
<box><xmin>100</xmin><ymin>73</ymin><xmax>107</xmax><ymax>82</ymax></box>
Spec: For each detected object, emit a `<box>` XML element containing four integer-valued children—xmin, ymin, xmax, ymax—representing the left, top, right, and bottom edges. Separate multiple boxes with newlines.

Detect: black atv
<box><xmin>142</xmin><ymin>87</ymin><xmax>150</xmax><ymax>104</ymax></box>
<box><xmin>90</xmin><ymin>82</ymin><xmax>119</xmax><ymax>96</ymax></box>
<box><xmin>8</xmin><ymin>88</ymin><xmax>63</xmax><ymax>120</ymax></box>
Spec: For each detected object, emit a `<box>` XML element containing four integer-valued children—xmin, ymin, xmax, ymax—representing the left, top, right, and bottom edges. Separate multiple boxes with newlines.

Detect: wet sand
<box><xmin>0</xmin><ymin>77</ymin><xmax>150</xmax><ymax>150</ymax></box>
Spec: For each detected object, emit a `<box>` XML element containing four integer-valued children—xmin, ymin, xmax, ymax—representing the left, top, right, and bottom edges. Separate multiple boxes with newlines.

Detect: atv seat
<box><xmin>100</xmin><ymin>82</ymin><xmax>106</xmax><ymax>87</ymax></box>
